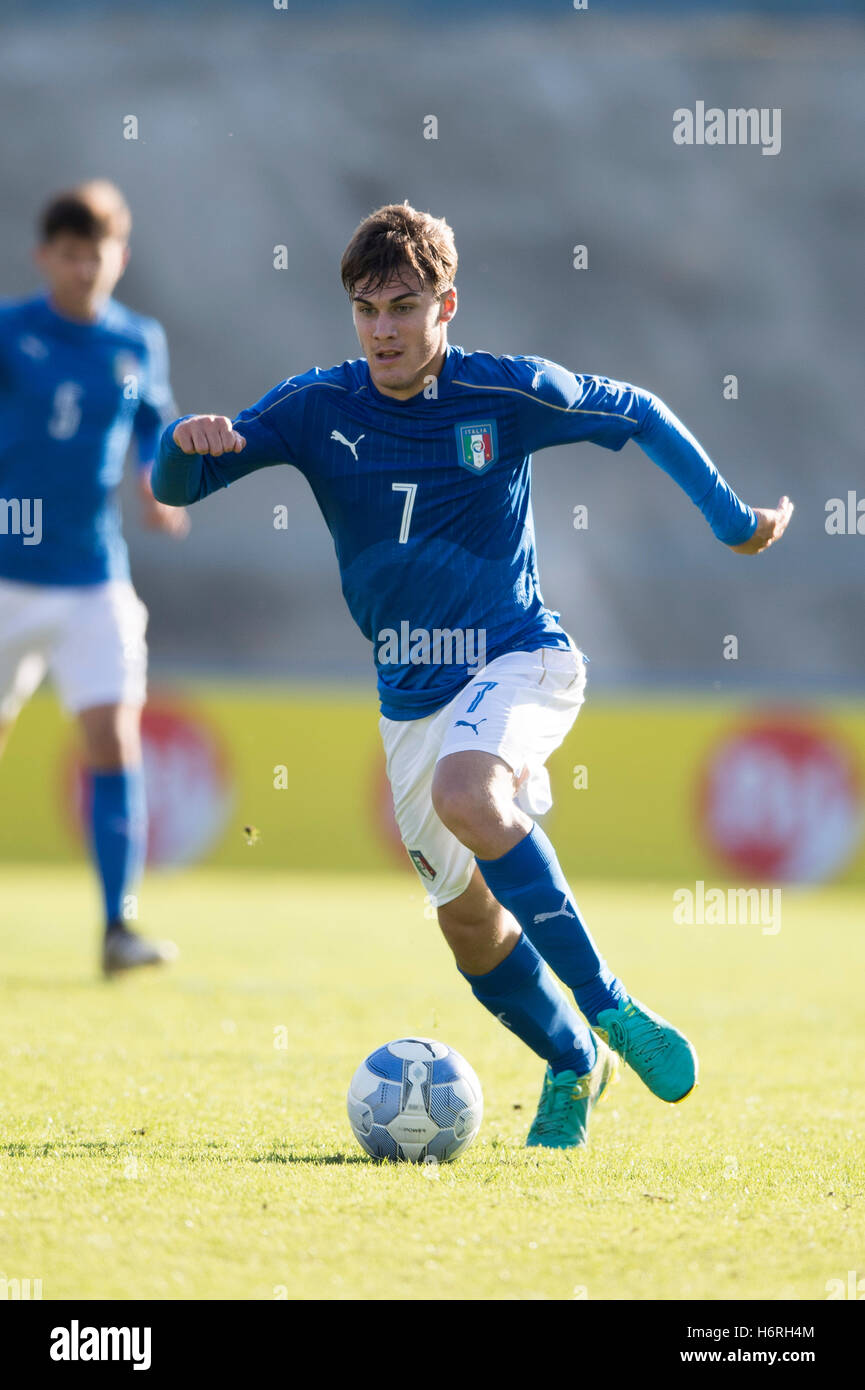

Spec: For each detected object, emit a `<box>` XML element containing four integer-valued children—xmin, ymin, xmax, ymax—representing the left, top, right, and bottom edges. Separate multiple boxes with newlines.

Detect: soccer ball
<box><xmin>347</xmin><ymin>1037</ymin><xmax>483</xmax><ymax>1163</ymax></box>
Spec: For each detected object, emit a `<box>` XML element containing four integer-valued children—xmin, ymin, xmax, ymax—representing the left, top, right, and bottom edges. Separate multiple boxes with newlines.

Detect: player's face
<box><xmin>35</xmin><ymin>233</ymin><xmax>129</xmax><ymax>321</ymax></box>
<box><xmin>351</xmin><ymin>271</ymin><xmax>457</xmax><ymax>400</ymax></box>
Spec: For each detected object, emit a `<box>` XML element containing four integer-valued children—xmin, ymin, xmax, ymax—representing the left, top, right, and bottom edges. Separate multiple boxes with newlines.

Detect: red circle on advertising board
<box><xmin>65</xmin><ymin>697</ymin><xmax>234</xmax><ymax>868</ymax></box>
<box><xmin>698</xmin><ymin>718</ymin><xmax>863</xmax><ymax>883</ymax></box>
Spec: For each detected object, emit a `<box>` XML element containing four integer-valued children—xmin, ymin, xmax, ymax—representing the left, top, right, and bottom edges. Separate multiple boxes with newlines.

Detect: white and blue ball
<box><xmin>347</xmin><ymin>1037</ymin><xmax>483</xmax><ymax>1163</ymax></box>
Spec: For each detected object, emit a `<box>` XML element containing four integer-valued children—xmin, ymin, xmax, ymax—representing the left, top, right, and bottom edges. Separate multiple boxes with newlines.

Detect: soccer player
<box><xmin>152</xmin><ymin>204</ymin><xmax>793</xmax><ymax>1147</ymax></box>
<box><xmin>0</xmin><ymin>180</ymin><xmax>188</xmax><ymax>976</ymax></box>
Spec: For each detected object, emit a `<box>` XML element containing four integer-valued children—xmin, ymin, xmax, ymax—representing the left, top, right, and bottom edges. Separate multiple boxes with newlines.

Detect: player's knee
<box><xmin>431</xmin><ymin>774</ymin><xmax>491</xmax><ymax>839</ymax></box>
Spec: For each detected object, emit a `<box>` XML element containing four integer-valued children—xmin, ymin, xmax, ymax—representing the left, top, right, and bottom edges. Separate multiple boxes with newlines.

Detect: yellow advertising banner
<box><xmin>2</xmin><ymin>685</ymin><xmax>864</xmax><ymax>886</ymax></box>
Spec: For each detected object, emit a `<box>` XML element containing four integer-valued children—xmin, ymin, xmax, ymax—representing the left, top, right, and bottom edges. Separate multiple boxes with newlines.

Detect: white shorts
<box><xmin>379</xmin><ymin>638</ymin><xmax>588</xmax><ymax>908</ymax></box>
<box><xmin>0</xmin><ymin>577</ymin><xmax>148</xmax><ymax>722</ymax></box>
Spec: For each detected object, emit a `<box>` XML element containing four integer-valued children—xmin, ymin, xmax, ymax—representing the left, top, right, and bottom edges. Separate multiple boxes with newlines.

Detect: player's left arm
<box><xmin>516</xmin><ymin>360</ymin><xmax>793</xmax><ymax>553</ymax></box>
<box><xmin>632</xmin><ymin>390</ymin><xmax>793</xmax><ymax>554</ymax></box>
<box><xmin>133</xmin><ymin>320</ymin><xmax>190</xmax><ymax>538</ymax></box>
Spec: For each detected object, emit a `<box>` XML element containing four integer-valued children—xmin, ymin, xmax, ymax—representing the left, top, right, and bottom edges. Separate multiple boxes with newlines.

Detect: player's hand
<box><xmin>730</xmin><ymin>495</ymin><xmax>794</xmax><ymax>555</ymax></box>
<box><xmin>172</xmin><ymin>415</ymin><xmax>247</xmax><ymax>457</ymax></box>
<box><xmin>142</xmin><ymin>497</ymin><xmax>191</xmax><ymax>537</ymax></box>
<box><xmin>138</xmin><ymin>471</ymin><xmax>191</xmax><ymax>537</ymax></box>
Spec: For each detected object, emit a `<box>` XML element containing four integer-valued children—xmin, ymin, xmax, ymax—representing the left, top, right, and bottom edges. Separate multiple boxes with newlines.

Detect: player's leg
<box><xmin>381</xmin><ymin>711</ymin><xmax>616</xmax><ymax>1147</ymax></box>
<box><xmin>0</xmin><ymin>689</ymin><xmax>41</xmax><ymax>760</ymax></box>
<box><xmin>435</xmin><ymin>859</ymin><xmax>519</xmax><ymax>973</ymax></box>
<box><xmin>431</xmin><ymin>645</ymin><xmax>697</xmax><ymax>1104</ymax></box>
<box><xmin>432</xmin><ymin>746</ymin><xmax>627</xmax><ymax>1021</ymax></box>
<box><xmin>437</xmin><ymin>866</ymin><xmax>617</xmax><ymax>1148</ymax></box>
<box><xmin>0</xmin><ymin>581</ymin><xmax>55</xmax><ymax>757</ymax></box>
<box><xmin>435</xmin><ymin>862</ymin><xmax>601</xmax><ymax>1075</ymax></box>
<box><xmin>52</xmin><ymin>582</ymin><xmax>176</xmax><ymax>975</ymax></box>
<box><xmin>383</xmin><ymin>706</ymin><xmax>598</xmax><ymax>1075</ymax></box>
<box><xmin>439</xmin><ymin>861</ymin><xmax>591</xmax><ymax>1068</ymax></box>
<box><xmin>78</xmin><ymin>697</ymin><xmax>146</xmax><ymax>920</ymax></box>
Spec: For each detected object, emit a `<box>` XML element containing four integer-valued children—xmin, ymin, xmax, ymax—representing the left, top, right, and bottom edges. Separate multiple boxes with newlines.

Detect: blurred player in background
<box><xmin>152</xmin><ymin>203</ymin><xmax>792</xmax><ymax>1147</ymax></box>
<box><xmin>0</xmin><ymin>179</ymin><xmax>188</xmax><ymax>976</ymax></box>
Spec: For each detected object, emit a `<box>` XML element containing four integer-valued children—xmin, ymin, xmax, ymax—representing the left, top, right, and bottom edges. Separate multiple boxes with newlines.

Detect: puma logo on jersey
<box><xmin>330</xmin><ymin>430</ymin><xmax>364</xmax><ymax>460</ymax></box>
<box><xmin>533</xmin><ymin>895</ymin><xmax>577</xmax><ymax>925</ymax></box>
<box><xmin>454</xmin><ymin>717</ymin><xmax>487</xmax><ymax>736</ymax></box>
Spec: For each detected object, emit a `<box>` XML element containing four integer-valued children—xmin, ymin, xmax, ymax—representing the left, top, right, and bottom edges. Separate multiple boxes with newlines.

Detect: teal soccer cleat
<box><xmin>594</xmin><ymin>997</ymin><xmax>697</xmax><ymax>1103</ymax></box>
<box><xmin>525</xmin><ymin>1038</ymin><xmax>619</xmax><ymax>1149</ymax></box>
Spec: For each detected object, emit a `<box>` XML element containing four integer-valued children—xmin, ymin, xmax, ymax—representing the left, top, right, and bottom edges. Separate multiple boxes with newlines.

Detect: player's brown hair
<box><xmin>340</xmin><ymin>202</ymin><xmax>457</xmax><ymax>299</ymax></box>
<box><xmin>39</xmin><ymin>179</ymin><xmax>132</xmax><ymax>244</ymax></box>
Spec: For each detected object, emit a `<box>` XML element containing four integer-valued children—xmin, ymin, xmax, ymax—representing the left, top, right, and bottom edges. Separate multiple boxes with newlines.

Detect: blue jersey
<box><xmin>0</xmin><ymin>292</ymin><xmax>176</xmax><ymax>586</ymax></box>
<box><xmin>154</xmin><ymin>345</ymin><xmax>757</xmax><ymax>720</ymax></box>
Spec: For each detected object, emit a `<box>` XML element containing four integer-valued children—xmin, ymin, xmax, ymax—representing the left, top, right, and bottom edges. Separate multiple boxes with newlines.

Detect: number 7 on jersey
<box><xmin>392</xmin><ymin>482</ymin><xmax>417</xmax><ymax>544</ymax></box>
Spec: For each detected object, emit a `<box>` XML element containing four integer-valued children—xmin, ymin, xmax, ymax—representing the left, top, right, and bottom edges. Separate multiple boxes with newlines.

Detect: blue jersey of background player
<box><xmin>0</xmin><ymin>179</ymin><xmax>188</xmax><ymax>976</ymax></box>
<box><xmin>154</xmin><ymin>202</ymin><xmax>793</xmax><ymax>1148</ymax></box>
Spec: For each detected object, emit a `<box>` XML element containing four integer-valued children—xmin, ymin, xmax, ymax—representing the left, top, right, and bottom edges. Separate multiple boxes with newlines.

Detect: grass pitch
<box><xmin>0</xmin><ymin>865</ymin><xmax>863</xmax><ymax>1302</ymax></box>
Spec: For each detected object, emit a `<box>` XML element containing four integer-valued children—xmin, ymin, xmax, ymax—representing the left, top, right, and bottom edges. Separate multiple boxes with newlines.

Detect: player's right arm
<box><xmin>174</xmin><ymin>415</ymin><xmax>247</xmax><ymax>456</ymax></box>
<box><xmin>152</xmin><ymin>384</ymin><xmax>304</xmax><ymax>506</ymax></box>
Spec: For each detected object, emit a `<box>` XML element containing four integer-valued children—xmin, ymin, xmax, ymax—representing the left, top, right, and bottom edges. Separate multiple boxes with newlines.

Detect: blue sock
<box><xmin>460</xmin><ymin>932</ymin><xmax>596</xmax><ymax>1076</ymax></box>
<box><xmin>88</xmin><ymin>769</ymin><xmax>147</xmax><ymax>932</ymax></box>
<box><xmin>476</xmin><ymin>823</ymin><xmax>627</xmax><ymax>1027</ymax></box>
